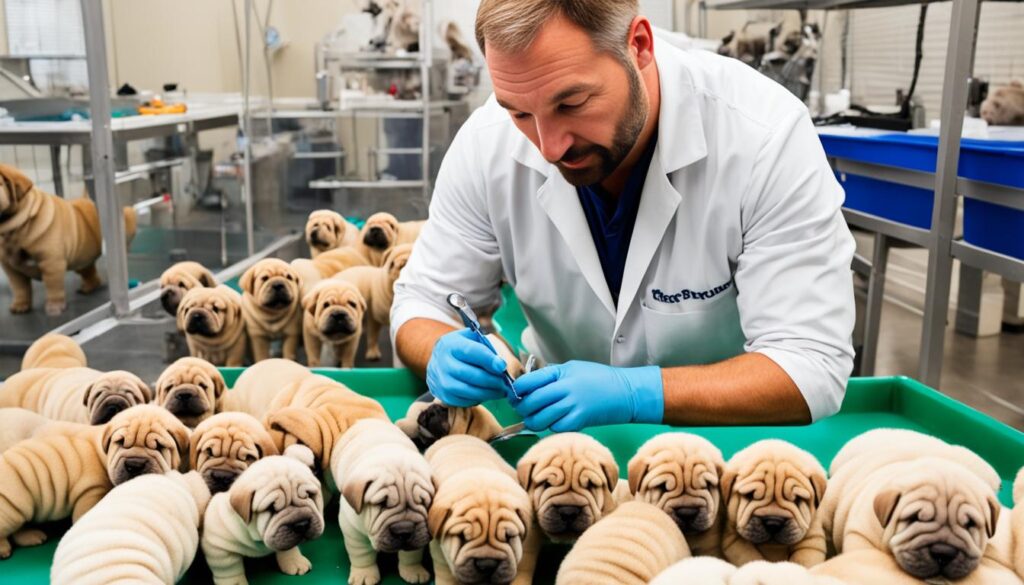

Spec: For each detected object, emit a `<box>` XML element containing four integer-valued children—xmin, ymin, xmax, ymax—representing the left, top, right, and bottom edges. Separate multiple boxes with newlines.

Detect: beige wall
<box><xmin>0</xmin><ymin>0</ymin><xmax>7</xmax><ymax>55</ymax></box>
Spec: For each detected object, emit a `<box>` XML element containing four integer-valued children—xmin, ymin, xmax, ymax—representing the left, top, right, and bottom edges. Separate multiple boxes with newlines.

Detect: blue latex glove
<box><xmin>426</xmin><ymin>329</ymin><xmax>509</xmax><ymax>407</ymax></box>
<box><xmin>511</xmin><ymin>360</ymin><xmax>664</xmax><ymax>432</ymax></box>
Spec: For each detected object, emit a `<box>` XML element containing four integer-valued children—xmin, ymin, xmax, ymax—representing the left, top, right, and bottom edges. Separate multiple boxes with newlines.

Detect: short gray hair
<box><xmin>475</xmin><ymin>0</ymin><xmax>639</xmax><ymax>63</ymax></box>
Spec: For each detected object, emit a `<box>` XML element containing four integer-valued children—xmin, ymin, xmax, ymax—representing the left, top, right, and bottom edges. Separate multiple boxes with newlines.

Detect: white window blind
<box><xmin>4</xmin><ymin>0</ymin><xmax>88</xmax><ymax>94</ymax></box>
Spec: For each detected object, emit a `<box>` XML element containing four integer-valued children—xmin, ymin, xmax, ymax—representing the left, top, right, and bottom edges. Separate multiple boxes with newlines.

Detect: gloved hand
<box><xmin>426</xmin><ymin>329</ymin><xmax>509</xmax><ymax>407</ymax></box>
<box><xmin>511</xmin><ymin>360</ymin><xmax>664</xmax><ymax>432</ymax></box>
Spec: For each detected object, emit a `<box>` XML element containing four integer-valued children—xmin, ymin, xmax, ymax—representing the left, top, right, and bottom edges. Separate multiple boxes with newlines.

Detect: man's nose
<box><xmin>535</xmin><ymin>118</ymin><xmax>573</xmax><ymax>163</ymax></box>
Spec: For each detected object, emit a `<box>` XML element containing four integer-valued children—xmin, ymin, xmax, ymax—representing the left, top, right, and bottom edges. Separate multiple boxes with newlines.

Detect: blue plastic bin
<box><xmin>835</xmin><ymin>170</ymin><xmax>934</xmax><ymax>229</ymax></box>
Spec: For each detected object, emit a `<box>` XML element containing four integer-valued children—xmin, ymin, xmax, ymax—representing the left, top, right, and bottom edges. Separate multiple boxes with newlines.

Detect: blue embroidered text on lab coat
<box><xmin>652</xmin><ymin>280</ymin><xmax>732</xmax><ymax>304</ymax></box>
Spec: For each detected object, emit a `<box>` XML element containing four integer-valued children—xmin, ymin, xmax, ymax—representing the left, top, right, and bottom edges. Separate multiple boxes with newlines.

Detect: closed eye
<box><xmin>558</xmin><ymin>97</ymin><xmax>590</xmax><ymax>112</ymax></box>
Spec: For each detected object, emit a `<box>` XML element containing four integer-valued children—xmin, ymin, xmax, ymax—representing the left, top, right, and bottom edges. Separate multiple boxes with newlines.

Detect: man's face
<box><xmin>486</xmin><ymin>15</ymin><xmax>648</xmax><ymax>187</ymax></box>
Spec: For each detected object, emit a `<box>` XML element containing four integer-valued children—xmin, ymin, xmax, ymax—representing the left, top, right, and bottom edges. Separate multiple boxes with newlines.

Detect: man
<box><xmin>391</xmin><ymin>0</ymin><xmax>855</xmax><ymax>431</ymax></box>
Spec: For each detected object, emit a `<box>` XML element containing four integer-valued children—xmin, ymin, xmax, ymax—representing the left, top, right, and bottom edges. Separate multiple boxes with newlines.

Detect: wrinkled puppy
<box><xmin>731</xmin><ymin>560</ymin><xmax>847</xmax><ymax>585</ymax></box>
<box><xmin>240</xmin><ymin>259</ymin><xmax>304</xmax><ymax>362</ymax></box>
<box><xmin>0</xmin><ymin>404</ymin><xmax>189</xmax><ymax>558</ymax></box>
<box><xmin>306</xmin><ymin>209</ymin><xmax>359</xmax><ymax>258</ymax></box>
<box><xmin>396</xmin><ymin>399</ymin><xmax>504</xmax><ymax>450</ymax></box>
<box><xmin>358</xmin><ymin>212</ymin><xmax>424</xmax><ymax>266</ymax></box>
<box><xmin>160</xmin><ymin>261</ymin><xmax>216</xmax><ymax>317</ymax></box>
<box><xmin>337</xmin><ymin>243</ymin><xmax>413</xmax><ymax>361</ymax></box>
<box><xmin>221</xmin><ymin>358</ymin><xmax>310</xmax><ymax>419</ymax></box>
<box><xmin>291</xmin><ymin>246</ymin><xmax>371</xmax><ymax>297</ymax></box>
<box><xmin>721</xmin><ymin>440</ymin><xmax>828</xmax><ymax>568</ymax></box>
<box><xmin>331</xmin><ymin>419</ymin><xmax>435</xmax><ymax>585</ymax></box>
<box><xmin>20</xmin><ymin>333</ymin><xmax>87</xmax><ymax>370</ymax></box>
<box><xmin>827</xmin><ymin>455</ymin><xmax>1000</xmax><ymax>581</ymax></box>
<box><xmin>190</xmin><ymin>412</ymin><xmax>278</xmax><ymax>494</ymax></box>
<box><xmin>177</xmin><ymin>285</ymin><xmax>248</xmax><ymax>366</ymax></box>
<box><xmin>555</xmin><ymin>501</ymin><xmax>690</xmax><ymax>585</ymax></box>
<box><xmin>628</xmin><ymin>432</ymin><xmax>726</xmax><ymax>557</ymax></box>
<box><xmin>649</xmin><ymin>556</ymin><xmax>737</xmax><ymax>585</ymax></box>
<box><xmin>517</xmin><ymin>433</ymin><xmax>619</xmax><ymax>544</ymax></box>
<box><xmin>0</xmin><ymin>163</ymin><xmax>137</xmax><ymax>315</ymax></box>
<box><xmin>202</xmin><ymin>445</ymin><xmax>325</xmax><ymax>585</ymax></box>
<box><xmin>156</xmin><ymin>357</ymin><xmax>227</xmax><ymax>428</ymax></box>
<box><xmin>50</xmin><ymin>470</ymin><xmax>211</xmax><ymax>585</ymax></box>
<box><xmin>0</xmin><ymin>407</ymin><xmax>67</xmax><ymax>452</ymax></box>
<box><xmin>426</xmin><ymin>435</ymin><xmax>535</xmax><ymax>585</ymax></box>
<box><xmin>982</xmin><ymin>81</ymin><xmax>1024</xmax><ymax>126</ymax></box>
<box><xmin>301</xmin><ymin>278</ymin><xmax>366</xmax><ymax>367</ymax></box>
<box><xmin>0</xmin><ymin>367</ymin><xmax>152</xmax><ymax>424</ymax></box>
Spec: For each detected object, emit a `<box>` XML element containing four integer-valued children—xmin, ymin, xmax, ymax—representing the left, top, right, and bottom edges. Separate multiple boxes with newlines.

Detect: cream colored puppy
<box><xmin>50</xmin><ymin>470</ymin><xmax>211</xmax><ymax>585</ymax></box>
<box><xmin>396</xmin><ymin>399</ymin><xmax>504</xmax><ymax>450</ymax></box>
<box><xmin>628</xmin><ymin>433</ymin><xmax>726</xmax><ymax>557</ymax></box>
<box><xmin>156</xmin><ymin>357</ymin><xmax>228</xmax><ymax>428</ymax></box>
<box><xmin>0</xmin><ymin>408</ymin><xmax>62</xmax><ymax>452</ymax></box>
<box><xmin>1014</xmin><ymin>468</ymin><xmax>1024</xmax><ymax>579</ymax></box>
<box><xmin>814</xmin><ymin>547</ymin><xmax>1021</xmax><ymax>584</ymax></box>
<box><xmin>721</xmin><ymin>440</ymin><xmax>828</xmax><ymax>568</ymax></box>
<box><xmin>301</xmin><ymin>278</ymin><xmax>366</xmax><ymax>367</ymax></box>
<box><xmin>555</xmin><ymin>500</ymin><xmax>690</xmax><ymax>585</ymax></box>
<box><xmin>20</xmin><ymin>333</ymin><xmax>87</xmax><ymax>370</ymax></box>
<box><xmin>306</xmin><ymin>209</ymin><xmax>359</xmax><ymax>257</ymax></box>
<box><xmin>426</xmin><ymin>435</ymin><xmax>535</xmax><ymax>585</ymax></box>
<box><xmin>177</xmin><ymin>285</ymin><xmax>248</xmax><ymax>366</ymax></box>
<box><xmin>517</xmin><ymin>433</ymin><xmax>619</xmax><ymax>543</ymax></box>
<box><xmin>290</xmin><ymin>246</ymin><xmax>371</xmax><ymax>297</ymax></box>
<box><xmin>649</xmin><ymin>556</ymin><xmax>737</xmax><ymax>585</ymax></box>
<box><xmin>240</xmin><ymin>258</ymin><xmax>304</xmax><ymax>362</ymax></box>
<box><xmin>731</xmin><ymin>560</ymin><xmax>847</xmax><ymax>585</ymax></box>
<box><xmin>0</xmin><ymin>367</ymin><xmax>153</xmax><ymax>424</ymax></box>
<box><xmin>221</xmin><ymin>358</ymin><xmax>310</xmax><ymax>419</ymax></box>
<box><xmin>201</xmin><ymin>445</ymin><xmax>325</xmax><ymax>585</ymax></box>
<box><xmin>337</xmin><ymin>243</ymin><xmax>413</xmax><ymax>361</ymax></box>
<box><xmin>331</xmin><ymin>419</ymin><xmax>435</xmax><ymax>585</ymax></box>
<box><xmin>358</xmin><ymin>212</ymin><xmax>424</xmax><ymax>266</ymax></box>
<box><xmin>190</xmin><ymin>412</ymin><xmax>278</xmax><ymax>493</ymax></box>
<box><xmin>160</xmin><ymin>261</ymin><xmax>216</xmax><ymax>317</ymax></box>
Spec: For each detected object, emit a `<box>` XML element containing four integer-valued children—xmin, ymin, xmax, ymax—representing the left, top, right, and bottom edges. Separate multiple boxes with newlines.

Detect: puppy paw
<box><xmin>9</xmin><ymin>301</ymin><xmax>30</xmax><ymax>314</ymax></box>
<box><xmin>349</xmin><ymin>565</ymin><xmax>381</xmax><ymax>585</ymax></box>
<box><xmin>78</xmin><ymin>281</ymin><xmax>101</xmax><ymax>295</ymax></box>
<box><xmin>44</xmin><ymin>301</ymin><xmax>66</xmax><ymax>316</ymax></box>
<box><xmin>11</xmin><ymin>528</ymin><xmax>46</xmax><ymax>547</ymax></box>
<box><xmin>276</xmin><ymin>551</ymin><xmax>312</xmax><ymax>576</ymax></box>
<box><xmin>0</xmin><ymin>537</ymin><xmax>10</xmax><ymax>559</ymax></box>
<box><xmin>365</xmin><ymin>348</ymin><xmax>382</xmax><ymax>361</ymax></box>
<box><xmin>398</xmin><ymin>563</ymin><xmax>430</xmax><ymax>584</ymax></box>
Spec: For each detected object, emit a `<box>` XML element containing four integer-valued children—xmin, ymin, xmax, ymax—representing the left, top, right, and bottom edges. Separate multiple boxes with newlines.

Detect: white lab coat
<box><xmin>391</xmin><ymin>39</ymin><xmax>856</xmax><ymax>421</ymax></box>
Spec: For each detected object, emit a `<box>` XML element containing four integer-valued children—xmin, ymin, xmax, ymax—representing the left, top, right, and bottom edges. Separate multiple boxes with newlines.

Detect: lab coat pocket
<box><xmin>640</xmin><ymin>287</ymin><xmax>747</xmax><ymax>367</ymax></box>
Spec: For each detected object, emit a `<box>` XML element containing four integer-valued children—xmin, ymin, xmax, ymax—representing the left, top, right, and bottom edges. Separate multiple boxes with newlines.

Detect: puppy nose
<box><xmin>289</xmin><ymin>518</ymin><xmax>311</xmax><ymax>534</ymax></box>
<box><xmin>760</xmin><ymin>516</ymin><xmax>787</xmax><ymax>535</ymax></box>
<box><xmin>272</xmin><ymin>282</ymin><xmax>286</xmax><ymax>292</ymax></box>
<box><xmin>929</xmin><ymin>543</ymin><xmax>959</xmax><ymax>568</ymax></box>
<box><xmin>208</xmin><ymin>469</ymin><xmax>237</xmax><ymax>484</ymax></box>
<box><xmin>673</xmin><ymin>506</ymin><xmax>700</xmax><ymax>528</ymax></box>
<box><xmin>122</xmin><ymin>457</ymin><xmax>148</xmax><ymax>475</ymax></box>
<box><xmin>389</xmin><ymin>521</ymin><xmax>415</xmax><ymax>541</ymax></box>
<box><xmin>175</xmin><ymin>392</ymin><xmax>192</xmax><ymax>403</ymax></box>
<box><xmin>557</xmin><ymin>505</ymin><xmax>582</xmax><ymax>523</ymax></box>
<box><xmin>473</xmin><ymin>558</ymin><xmax>499</xmax><ymax>576</ymax></box>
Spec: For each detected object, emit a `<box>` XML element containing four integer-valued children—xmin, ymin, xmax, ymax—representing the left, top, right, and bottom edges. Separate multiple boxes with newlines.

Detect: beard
<box><xmin>555</xmin><ymin>62</ymin><xmax>649</xmax><ymax>187</ymax></box>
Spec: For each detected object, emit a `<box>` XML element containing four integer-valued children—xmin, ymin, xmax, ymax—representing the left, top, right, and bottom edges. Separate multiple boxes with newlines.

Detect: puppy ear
<box><xmin>209</xmin><ymin>368</ymin><xmax>227</xmax><ymax>400</ymax></box>
<box><xmin>627</xmin><ymin>455</ymin><xmax>648</xmax><ymax>496</ymax></box>
<box><xmin>1</xmin><ymin>164</ymin><xmax>35</xmax><ymax>199</ymax></box>
<box><xmin>135</xmin><ymin>377</ymin><xmax>155</xmax><ymax>403</ymax></box>
<box><xmin>302</xmin><ymin>289</ymin><xmax>319</xmax><ymax>317</ymax></box>
<box><xmin>427</xmin><ymin>495</ymin><xmax>452</xmax><ymax>538</ymax></box>
<box><xmin>810</xmin><ymin>472</ymin><xmax>828</xmax><ymax>508</ymax></box>
<box><xmin>601</xmin><ymin>459</ymin><xmax>620</xmax><ymax>492</ymax></box>
<box><xmin>255</xmin><ymin>427</ymin><xmax>279</xmax><ymax>458</ymax></box>
<box><xmin>516</xmin><ymin>460</ymin><xmax>535</xmax><ymax>491</ymax></box>
<box><xmin>985</xmin><ymin>494</ymin><xmax>1001</xmax><ymax>539</ymax></box>
<box><xmin>268</xmin><ymin>408</ymin><xmax>324</xmax><ymax>460</ymax></box>
<box><xmin>516</xmin><ymin>503</ymin><xmax>532</xmax><ymax>537</ymax></box>
<box><xmin>239</xmin><ymin>266</ymin><xmax>256</xmax><ymax>296</ymax></box>
<box><xmin>381</xmin><ymin>247</ymin><xmax>396</xmax><ymax>270</ymax></box>
<box><xmin>188</xmin><ymin>428</ymin><xmax>203</xmax><ymax>471</ymax></box>
<box><xmin>333</xmin><ymin>214</ymin><xmax>346</xmax><ymax>237</ymax></box>
<box><xmin>168</xmin><ymin>419</ymin><xmax>192</xmax><ymax>471</ymax></box>
<box><xmin>230</xmin><ymin>484</ymin><xmax>255</xmax><ymax>524</ymax></box>
<box><xmin>82</xmin><ymin>381</ymin><xmax>98</xmax><ymax>407</ymax></box>
<box><xmin>342</xmin><ymin>473</ymin><xmax>372</xmax><ymax>514</ymax></box>
<box><xmin>101</xmin><ymin>421</ymin><xmax>116</xmax><ymax>453</ymax></box>
<box><xmin>198</xmin><ymin>270</ymin><xmax>216</xmax><ymax>288</ymax></box>
<box><xmin>873</xmin><ymin>489</ymin><xmax>901</xmax><ymax>528</ymax></box>
<box><xmin>719</xmin><ymin>468</ymin><xmax>737</xmax><ymax>501</ymax></box>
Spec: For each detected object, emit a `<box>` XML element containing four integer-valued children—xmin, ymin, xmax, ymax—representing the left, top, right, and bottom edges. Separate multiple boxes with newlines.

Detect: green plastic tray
<box><xmin>6</xmin><ymin>370</ymin><xmax>1022</xmax><ymax>583</ymax></box>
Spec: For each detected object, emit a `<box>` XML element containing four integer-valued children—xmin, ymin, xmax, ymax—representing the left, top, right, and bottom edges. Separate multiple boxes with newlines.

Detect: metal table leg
<box><xmin>861</xmin><ymin>234</ymin><xmax>890</xmax><ymax>376</ymax></box>
<box><xmin>49</xmin><ymin>145</ymin><xmax>64</xmax><ymax>197</ymax></box>
<box><xmin>954</xmin><ymin>264</ymin><xmax>985</xmax><ymax>335</ymax></box>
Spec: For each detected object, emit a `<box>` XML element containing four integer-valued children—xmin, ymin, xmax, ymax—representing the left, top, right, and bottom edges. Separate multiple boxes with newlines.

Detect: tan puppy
<box><xmin>721</xmin><ymin>440</ymin><xmax>828</xmax><ymax>568</ymax></box>
<box><xmin>240</xmin><ymin>258</ymin><xmax>303</xmax><ymax>362</ymax></box>
<box><xmin>190</xmin><ymin>412</ymin><xmax>278</xmax><ymax>494</ymax></box>
<box><xmin>649</xmin><ymin>556</ymin><xmax>737</xmax><ymax>585</ymax></box>
<box><xmin>358</xmin><ymin>212</ymin><xmax>424</xmax><ymax>266</ymax></box>
<box><xmin>517</xmin><ymin>433</ymin><xmax>619</xmax><ymax>543</ymax></box>
<box><xmin>0</xmin><ymin>404</ymin><xmax>189</xmax><ymax>558</ymax></box>
<box><xmin>0</xmin><ymin>163</ymin><xmax>137</xmax><ymax>315</ymax></box>
<box><xmin>1015</xmin><ymin>468</ymin><xmax>1024</xmax><ymax>579</ymax></box>
<box><xmin>982</xmin><ymin>81</ymin><xmax>1024</xmax><ymax>126</ymax></box>
<box><xmin>628</xmin><ymin>433</ymin><xmax>726</xmax><ymax>557</ymax></box>
<box><xmin>201</xmin><ymin>445</ymin><xmax>325</xmax><ymax>584</ymax></box>
<box><xmin>555</xmin><ymin>501</ymin><xmax>690</xmax><ymax>585</ymax></box>
<box><xmin>813</xmin><ymin>547</ymin><xmax>1020</xmax><ymax>584</ymax></box>
<box><xmin>396</xmin><ymin>399</ymin><xmax>504</xmax><ymax>450</ymax></box>
<box><xmin>156</xmin><ymin>357</ymin><xmax>228</xmax><ymax>428</ymax></box>
<box><xmin>20</xmin><ymin>333</ymin><xmax>87</xmax><ymax>370</ymax></box>
<box><xmin>290</xmin><ymin>246</ymin><xmax>371</xmax><ymax>296</ymax></box>
<box><xmin>305</xmin><ymin>209</ymin><xmax>359</xmax><ymax>257</ymax></box>
<box><xmin>426</xmin><ymin>435</ymin><xmax>535</xmax><ymax>585</ymax></box>
<box><xmin>160</xmin><ymin>261</ymin><xmax>216</xmax><ymax>317</ymax></box>
<box><xmin>177</xmin><ymin>285</ymin><xmax>248</xmax><ymax>366</ymax></box>
<box><xmin>220</xmin><ymin>358</ymin><xmax>310</xmax><ymax>419</ymax></box>
<box><xmin>0</xmin><ymin>407</ymin><xmax>63</xmax><ymax>452</ymax></box>
<box><xmin>332</xmin><ymin>419</ymin><xmax>435</xmax><ymax>585</ymax></box>
<box><xmin>50</xmin><ymin>470</ymin><xmax>211</xmax><ymax>585</ymax></box>
<box><xmin>0</xmin><ymin>367</ymin><xmax>153</xmax><ymax>424</ymax></box>
<box><xmin>731</xmin><ymin>560</ymin><xmax>847</xmax><ymax>585</ymax></box>
<box><xmin>337</xmin><ymin>243</ymin><xmax>413</xmax><ymax>360</ymax></box>
<box><xmin>827</xmin><ymin>456</ymin><xmax>999</xmax><ymax>581</ymax></box>
<box><xmin>301</xmin><ymin>278</ymin><xmax>366</xmax><ymax>367</ymax></box>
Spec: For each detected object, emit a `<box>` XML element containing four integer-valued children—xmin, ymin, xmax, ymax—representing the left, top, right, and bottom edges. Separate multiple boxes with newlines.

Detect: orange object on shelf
<box><xmin>138</xmin><ymin>97</ymin><xmax>187</xmax><ymax>115</ymax></box>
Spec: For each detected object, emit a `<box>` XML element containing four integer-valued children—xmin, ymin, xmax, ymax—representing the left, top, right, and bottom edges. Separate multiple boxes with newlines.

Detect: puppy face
<box><xmin>517</xmin><ymin>433</ymin><xmax>618</xmax><ymax>542</ymax></box>
<box><xmin>361</xmin><ymin>212</ymin><xmax>399</xmax><ymax>251</ymax></box>
<box><xmin>981</xmin><ymin>84</ymin><xmax>1024</xmax><ymax>126</ymax></box>
<box><xmin>305</xmin><ymin>210</ymin><xmax>348</xmax><ymax>252</ymax></box>
<box><xmin>873</xmin><ymin>458</ymin><xmax>1000</xmax><ymax>580</ymax></box>
<box><xmin>722</xmin><ymin>440</ymin><xmax>826</xmax><ymax>548</ymax></box>
<box><xmin>83</xmin><ymin>371</ymin><xmax>153</xmax><ymax>425</ymax></box>
<box><xmin>342</xmin><ymin>451</ymin><xmax>434</xmax><ymax>552</ymax></box>
<box><xmin>229</xmin><ymin>447</ymin><xmax>325</xmax><ymax>551</ymax></box>
<box><xmin>629</xmin><ymin>433</ymin><xmax>725</xmax><ymax>535</ymax></box>
<box><xmin>159</xmin><ymin>262</ymin><xmax>215</xmax><ymax>316</ymax></box>
<box><xmin>382</xmin><ymin>244</ymin><xmax>413</xmax><ymax>283</ymax></box>
<box><xmin>429</xmin><ymin>470</ymin><xmax>532</xmax><ymax>585</ymax></box>
<box><xmin>101</xmin><ymin>405</ymin><xmax>191</xmax><ymax>486</ymax></box>
<box><xmin>0</xmin><ymin>164</ymin><xmax>34</xmax><ymax>223</ymax></box>
<box><xmin>302</xmin><ymin>279</ymin><xmax>366</xmax><ymax>342</ymax></box>
<box><xmin>156</xmin><ymin>357</ymin><xmax>227</xmax><ymax>428</ymax></box>
<box><xmin>176</xmin><ymin>286</ymin><xmax>243</xmax><ymax>338</ymax></box>
<box><xmin>190</xmin><ymin>412</ymin><xmax>278</xmax><ymax>494</ymax></box>
<box><xmin>240</xmin><ymin>259</ymin><xmax>301</xmax><ymax>312</ymax></box>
